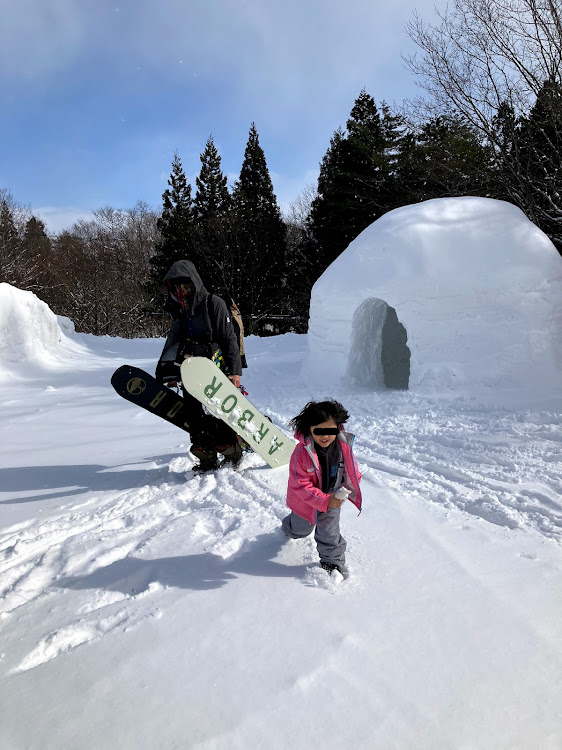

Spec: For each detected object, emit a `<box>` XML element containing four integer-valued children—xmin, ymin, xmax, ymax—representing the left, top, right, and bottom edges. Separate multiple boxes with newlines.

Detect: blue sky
<box><xmin>0</xmin><ymin>0</ymin><xmax>441</xmax><ymax>233</ymax></box>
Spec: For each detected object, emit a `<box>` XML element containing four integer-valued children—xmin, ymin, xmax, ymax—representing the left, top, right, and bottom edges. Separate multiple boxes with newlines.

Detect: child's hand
<box><xmin>328</xmin><ymin>493</ymin><xmax>345</xmax><ymax>509</ymax></box>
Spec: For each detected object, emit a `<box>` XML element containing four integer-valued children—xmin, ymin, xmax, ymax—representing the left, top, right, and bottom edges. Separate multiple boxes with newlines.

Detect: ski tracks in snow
<box><xmin>350</xmin><ymin>399</ymin><xmax>562</xmax><ymax>542</ymax></box>
<box><xmin>0</xmin><ymin>451</ymin><xmax>297</xmax><ymax>674</ymax></box>
<box><xmin>1</xmin><ymin>394</ymin><xmax>560</xmax><ymax>676</ymax></box>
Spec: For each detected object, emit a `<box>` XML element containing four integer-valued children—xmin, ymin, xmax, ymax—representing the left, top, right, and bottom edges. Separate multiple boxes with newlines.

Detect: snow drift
<box><xmin>306</xmin><ymin>197</ymin><xmax>562</xmax><ymax>406</ymax></box>
<box><xmin>0</xmin><ymin>283</ymin><xmax>62</xmax><ymax>363</ymax></box>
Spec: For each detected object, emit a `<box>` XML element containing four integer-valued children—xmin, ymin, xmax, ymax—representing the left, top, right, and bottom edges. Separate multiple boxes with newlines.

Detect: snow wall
<box><xmin>0</xmin><ymin>283</ymin><xmax>62</xmax><ymax>363</ymax></box>
<box><xmin>305</xmin><ymin>198</ymin><xmax>562</xmax><ymax>406</ymax></box>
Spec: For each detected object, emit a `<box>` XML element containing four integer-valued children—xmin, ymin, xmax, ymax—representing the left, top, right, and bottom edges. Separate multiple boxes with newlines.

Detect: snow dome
<box><xmin>306</xmin><ymin>198</ymin><xmax>562</xmax><ymax>405</ymax></box>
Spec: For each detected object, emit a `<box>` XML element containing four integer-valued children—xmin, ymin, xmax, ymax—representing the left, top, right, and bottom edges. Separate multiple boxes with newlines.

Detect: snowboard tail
<box><xmin>111</xmin><ymin>365</ymin><xmax>191</xmax><ymax>433</ymax></box>
<box><xmin>180</xmin><ymin>356</ymin><xmax>294</xmax><ymax>468</ymax></box>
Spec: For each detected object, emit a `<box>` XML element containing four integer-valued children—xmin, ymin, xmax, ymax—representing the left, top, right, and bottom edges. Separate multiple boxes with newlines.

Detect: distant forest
<box><xmin>2</xmin><ymin>0</ymin><xmax>561</xmax><ymax>338</ymax></box>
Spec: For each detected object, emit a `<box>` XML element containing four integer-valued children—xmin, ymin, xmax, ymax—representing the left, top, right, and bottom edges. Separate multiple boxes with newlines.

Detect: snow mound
<box><xmin>0</xmin><ymin>283</ymin><xmax>62</xmax><ymax>363</ymax></box>
<box><xmin>306</xmin><ymin>197</ymin><xmax>562</xmax><ymax>406</ymax></box>
<box><xmin>56</xmin><ymin>315</ymin><xmax>76</xmax><ymax>336</ymax></box>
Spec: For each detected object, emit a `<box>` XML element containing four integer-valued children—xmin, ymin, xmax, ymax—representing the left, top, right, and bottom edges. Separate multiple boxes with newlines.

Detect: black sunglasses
<box><xmin>312</xmin><ymin>427</ymin><xmax>339</xmax><ymax>436</ymax></box>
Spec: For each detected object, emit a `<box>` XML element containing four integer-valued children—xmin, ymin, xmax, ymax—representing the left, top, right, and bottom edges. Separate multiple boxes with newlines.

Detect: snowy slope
<box><xmin>0</xmin><ymin>290</ymin><xmax>561</xmax><ymax>749</ymax></box>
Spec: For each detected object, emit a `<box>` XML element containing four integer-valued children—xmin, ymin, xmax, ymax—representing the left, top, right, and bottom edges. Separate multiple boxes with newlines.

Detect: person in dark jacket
<box><xmin>155</xmin><ymin>260</ymin><xmax>243</xmax><ymax>472</ymax></box>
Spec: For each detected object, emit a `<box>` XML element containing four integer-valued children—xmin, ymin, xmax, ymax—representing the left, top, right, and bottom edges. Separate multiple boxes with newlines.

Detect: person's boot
<box><xmin>190</xmin><ymin>444</ymin><xmax>219</xmax><ymax>473</ymax></box>
<box><xmin>217</xmin><ymin>440</ymin><xmax>244</xmax><ymax>469</ymax></box>
<box><xmin>320</xmin><ymin>561</ymin><xmax>349</xmax><ymax>579</ymax></box>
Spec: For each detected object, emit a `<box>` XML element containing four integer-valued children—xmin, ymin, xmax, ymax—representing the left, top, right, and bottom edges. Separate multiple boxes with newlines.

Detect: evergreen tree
<box><xmin>21</xmin><ymin>217</ymin><xmax>53</xmax><ymax>292</ymax></box>
<box><xmin>488</xmin><ymin>84</ymin><xmax>562</xmax><ymax>254</ymax></box>
<box><xmin>148</xmin><ymin>152</ymin><xmax>193</xmax><ymax>309</ymax></box>
<box><xmin>23</xmin><ymin>217</ymin><xmax>52</xmax><ymax>260</ymax></box>
<box><xmin>392</xmin><ymin>130</ymin><xmax>423</xmax><ymax>206</ymax></box>
<box><xmin>516</xmin><ymin>80</ymin><xmax>562</xmax><ymax>251</ymax></box>
<box><xmin>491</xmin><ymin>102</ymin><xmax>518</xmax><ymax>165</ymax></box>
<box><xmin>230</xmin><ymin>123</ymin><xmax>287</xmax><ymax>330</ymax></box>
<box><xmin>193</xmin><ymin>135</ymin><xmax>232</xmax><ymax>291</ymax></box>
<box><xmin>194</xmin><ymin>136</ymin><xmax>230</xmax><ymax>219</ymax></box>
<box><xmin>379</xmin><ymin>102</ymin><xmax>408</xmax><ymax>208</ymax></box>
<box><xmin>396</xmin><ymin>116</ymin><xmax>496</xmax><ymax>204</ymax></box>
<box><xmin>305</xmin><ymin>126</ymin><xmax>347</xmax><ymax>274</ymax></box>
<box><xmin>0</xmin><ymin>200</ymin><xmax>21</xmax><ymax>285</ymax></box>
<box><xmin>308</xmin><ymin>90</ymin><xmax>403</xmax><ymax>272</ymax></box>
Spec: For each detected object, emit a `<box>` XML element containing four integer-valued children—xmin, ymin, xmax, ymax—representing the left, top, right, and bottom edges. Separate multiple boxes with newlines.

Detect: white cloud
<box><xmin>34</xmin><ymin>207</ymin><xmax>94</xmax><ymax>235</ymax></box>
<box><xmin>0</xmin><ymin>0</ymin><xmax>90</xmax><ymax>78</ymax></box>
<box><xmin>1</xmin><ymin>0</ymin><xmax>443</xmax><ymax>108</ymax></box>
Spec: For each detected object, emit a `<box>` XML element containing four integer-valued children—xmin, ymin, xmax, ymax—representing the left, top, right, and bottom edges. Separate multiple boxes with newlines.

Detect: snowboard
<box><xmin>111</xmin><ymin>365</ymin><xmax>192</xmax><ymax>433</ymax></box>
<box><xmin>180</xmin><ymin>356</ymin><xmax>294</xmax><ymax>468</ymax></box>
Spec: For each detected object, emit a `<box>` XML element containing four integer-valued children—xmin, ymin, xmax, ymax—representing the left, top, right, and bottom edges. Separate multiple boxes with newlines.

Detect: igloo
<box><xmin>306</xmin><ymin>197</ymin><xmax>562</xmax><ymax>405</ymax></box>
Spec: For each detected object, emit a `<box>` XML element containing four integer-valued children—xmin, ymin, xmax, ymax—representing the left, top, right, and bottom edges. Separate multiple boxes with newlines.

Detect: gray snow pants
<box><xmin>282</xmin><ymin>508</ymin><xmax>346</xmax><ymax>565</ymax></box>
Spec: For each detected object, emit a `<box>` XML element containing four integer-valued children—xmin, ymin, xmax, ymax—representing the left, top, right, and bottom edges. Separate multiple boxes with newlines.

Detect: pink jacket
<box><xmin>286</xmin><ymin>430</ymin><xmax>362</xmax><ymax>525</ymax></box>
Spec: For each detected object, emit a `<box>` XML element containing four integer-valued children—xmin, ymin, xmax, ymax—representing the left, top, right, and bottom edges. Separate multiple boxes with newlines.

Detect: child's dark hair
<box><xmin>289</xmin><ymin>400</ymin><xmax>350</xmax><ymax>436</ymax></box>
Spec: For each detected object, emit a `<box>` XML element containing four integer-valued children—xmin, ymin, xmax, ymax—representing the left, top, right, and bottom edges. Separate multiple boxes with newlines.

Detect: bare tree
<box><xmin>283</xmin><ymin>183</ymin><xmax>317</xmax><ymax>262</ymax></box>
<box><xmin>404</xmin><ymin>0</ymin><xmax>562</xmax><ymax>250</ymax></box>
<box><xmin>405</xmin><ymin>0</ymin><xmax>562</xmax><ymax>128</ymax></box>
<box><xmin>284</xmin><ymin>183</ymin><xmax>318</xmax><ymax>228</ymax></box>
<box><xmin>50</xmin><ymin>202</ymin><xmax>161</xmax><ymax>337</ymax></box>
<box><xmin>282</xmin><ymin>183</ymin><xmax>318</xmax><ymax>331</ymax></box>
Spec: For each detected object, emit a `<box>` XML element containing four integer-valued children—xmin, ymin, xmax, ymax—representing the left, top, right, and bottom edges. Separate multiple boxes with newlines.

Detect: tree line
<box><xmin>1</xmin><ymin>0</ymin><xmax>561</xmax><ymax>339</ymax></box>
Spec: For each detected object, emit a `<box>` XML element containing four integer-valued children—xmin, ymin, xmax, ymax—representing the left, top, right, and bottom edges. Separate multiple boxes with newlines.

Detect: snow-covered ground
<box><xmin>1</xmin><ymin>292</ymin><xmax>561</xmax><ymax>749</ymax></box>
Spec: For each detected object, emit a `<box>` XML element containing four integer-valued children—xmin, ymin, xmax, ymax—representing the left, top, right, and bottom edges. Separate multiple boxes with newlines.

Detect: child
<box><xmin>282</xmin><ymin>400</ymin><xmax>362</xmax><ymax>578</ymax></box>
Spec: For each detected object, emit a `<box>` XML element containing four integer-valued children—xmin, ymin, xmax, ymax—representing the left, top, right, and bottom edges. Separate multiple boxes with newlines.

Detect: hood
<box><xmin>164</xmin><ymin>260</ymin><xmax>208</xmax><ymax>310</ymax></box>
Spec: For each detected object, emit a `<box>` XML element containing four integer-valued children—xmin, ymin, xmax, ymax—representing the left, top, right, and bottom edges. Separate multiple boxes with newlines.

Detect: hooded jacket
<box><xmin>286</xmin><ymin>430</ymin><xmax>362</xmax><ymax>525</ymax></box>
<box><xmin>158</xmin><ymin>260</ymin><xmax>242</xmax><ymax>377</ymax></box>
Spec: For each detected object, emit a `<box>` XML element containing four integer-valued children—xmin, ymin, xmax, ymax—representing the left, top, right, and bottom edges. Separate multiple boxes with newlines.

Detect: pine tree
<box><xmin>21</xmin><ymin>217</ymin><xmax>53</xmax><ymax>292</ymax></box>
<box><xmin>193</xmin><ymin>135</ymin><xmax>232</xmax><ymax>291</ymax></box>
<box><xmin>516</xmin><ymin>80</ymin><xmax>562</xmax><ymax>251</ymax></box>
<box><xmin>491</xmin><ymin>102</ymin><xmax>518</xmax><ymax>165</ymax></box>
<box><xmin>379</xmin><ymin>102</ymin><xmax>407</xmax><ymax>207</ymax></box>
<box><xmin>194</xmin><ymin>136</ymin><xmax>230</xmax><ymax>220</ymax></box>
<box><xmin>395</xmin><ymin>116</ymin><xmax>496</xmax><ymax>204</ymax></box>
<box><xmin>0</xmin><ymin>200</ymin><xmax>21</xmax><ymax>285</ymax></box>
<box><xmin>23</xmin><ymin>217</ymin><xmax>51</xmax><ymax>258</ymax></box>
<box><xmin>148</xmin><ymin>152</ymin><xmax>193</xmax><ymax>309</ymax></box>
<box><xmin>230</xmin><ymin>123</ymin><xmax>287</xmax><ymax>331</ymax></box>
<box><xmin>305</xmin><ymin>127</ymin><xmax>347</xmax><ymax>275</ymax></box>
<box><xmin>308</xmin><ymin>90</ymin><xmax>403</xmax><ymax>272</ymax></box>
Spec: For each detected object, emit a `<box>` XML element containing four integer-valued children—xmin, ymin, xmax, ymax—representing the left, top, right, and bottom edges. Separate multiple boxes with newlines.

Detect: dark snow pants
<box><xmin>180</xmin><ymin>386</ymin><xmax>236</xmax><ymax>450</ymax></box>
<box><xmin>282</xmin><ymin>508</ymin><xmax>346</xmax><ymax>565</ymax></box>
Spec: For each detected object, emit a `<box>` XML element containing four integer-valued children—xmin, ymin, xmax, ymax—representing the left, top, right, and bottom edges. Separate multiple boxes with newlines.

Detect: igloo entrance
<box><xmin>347</xmin><ymin>298</ymin><xmax>410</xmax><ymax>389</ymax></box>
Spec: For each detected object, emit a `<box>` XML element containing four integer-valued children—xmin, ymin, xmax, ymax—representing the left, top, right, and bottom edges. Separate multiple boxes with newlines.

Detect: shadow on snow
<box><xmin>55</xmin><ymin>532</ymin><xmax>307</xmax><ymax>592</ymax></box>
<box><xmin>0</xmin><ymin>456</ymin><xmax>188</xmax><ymax>504</ymax></box>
